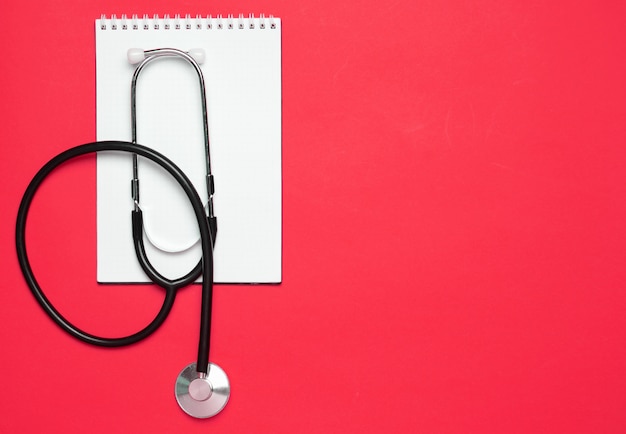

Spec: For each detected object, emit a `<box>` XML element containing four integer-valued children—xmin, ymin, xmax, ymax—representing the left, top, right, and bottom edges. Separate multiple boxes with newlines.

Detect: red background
<box><xmin>2</xmin><ymin>1</ymin><xmax>626</xmax><ymax>432</ymax></box>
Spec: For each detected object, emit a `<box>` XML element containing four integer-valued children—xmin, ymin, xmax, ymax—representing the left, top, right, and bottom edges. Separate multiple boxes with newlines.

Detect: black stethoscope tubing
<box><xmin>15</xmin><ymin>140</ymin><xmax>214</xmax><ymax>374</ymax></box>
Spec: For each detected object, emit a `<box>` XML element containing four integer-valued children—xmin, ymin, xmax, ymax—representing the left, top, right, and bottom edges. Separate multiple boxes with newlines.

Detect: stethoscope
<box><xmin>15</xmin><ymin>48</ymin><xmax>229</xmax><ymax>419</ymax></box>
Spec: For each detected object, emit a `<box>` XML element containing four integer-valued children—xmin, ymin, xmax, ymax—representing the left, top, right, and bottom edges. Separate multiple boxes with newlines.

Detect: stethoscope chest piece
<box><xmin>175</xmin><ymin>362</ymin><xmax>230</xmax><ymax>418</ymax></box>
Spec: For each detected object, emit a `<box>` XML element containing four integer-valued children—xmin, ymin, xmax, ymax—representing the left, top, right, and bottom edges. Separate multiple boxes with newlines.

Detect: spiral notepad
<box><xmin>96</xmin><ymin>14</ymin><xmax>282</xmax><ymax>284</ymax></box>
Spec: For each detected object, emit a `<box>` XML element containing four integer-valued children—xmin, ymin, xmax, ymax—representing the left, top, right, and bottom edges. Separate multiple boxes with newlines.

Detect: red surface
<box><xmin>2</xmin><ymin>1</ymin><xmax>626</xmax><ymax>432</ymax></box>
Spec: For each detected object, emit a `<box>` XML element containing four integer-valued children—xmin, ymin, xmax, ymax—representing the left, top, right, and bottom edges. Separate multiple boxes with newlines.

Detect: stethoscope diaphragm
<box><xmin>175</xmin><ymin>362</ymin><xmax>230</xmax><ymax>418</ymax></box>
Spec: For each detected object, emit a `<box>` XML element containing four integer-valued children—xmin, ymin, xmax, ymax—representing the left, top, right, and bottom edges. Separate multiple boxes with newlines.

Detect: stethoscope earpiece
<box><xmin>175</xmin><ymin>362</ymin><xmax>230</xmax><ymax>418</ymax></box>
<box><xmin>127</xmin><ymin>48</ymin><xmax>146</xmax><ymax>64</ymax></box>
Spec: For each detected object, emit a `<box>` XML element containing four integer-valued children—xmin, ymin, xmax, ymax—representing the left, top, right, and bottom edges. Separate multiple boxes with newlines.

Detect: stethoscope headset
<box><xmin>16</xmin><ymin>48</ymin><xmax>229</xmax><ymax>418</ymax></box>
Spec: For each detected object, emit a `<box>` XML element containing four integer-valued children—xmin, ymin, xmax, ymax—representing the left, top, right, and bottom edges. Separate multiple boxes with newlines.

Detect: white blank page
<box><xmin>95</xmin><ymin>15</ymin><xmax>281</xmax><ymax>283</ymax></box>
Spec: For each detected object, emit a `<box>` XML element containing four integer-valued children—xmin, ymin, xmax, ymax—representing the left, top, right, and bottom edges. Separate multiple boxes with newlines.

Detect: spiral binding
<box><xmin>99</xmin><ymin>14</ymin><xmax>278</xmax><ymax>30</ymax></box>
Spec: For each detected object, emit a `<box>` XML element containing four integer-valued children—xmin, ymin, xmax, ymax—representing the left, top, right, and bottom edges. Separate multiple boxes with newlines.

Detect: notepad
<box><xmin>95</xmin><ymin>14</ymin><xmax>282</xmax><ymax>284</ymax></box>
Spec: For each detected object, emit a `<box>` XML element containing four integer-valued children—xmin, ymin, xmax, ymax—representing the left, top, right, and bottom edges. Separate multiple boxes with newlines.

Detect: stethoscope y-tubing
<box><xmin>15</xmin><ymin>141</ymin><xmax>214</xmax><ymax>374</ymax></box>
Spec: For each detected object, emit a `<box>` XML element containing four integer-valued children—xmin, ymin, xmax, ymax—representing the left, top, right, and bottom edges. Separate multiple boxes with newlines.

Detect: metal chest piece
<box><xmin>175</xmin><ymin>362</ymin><xmax>230</xmax><ymax>418</ymax></box>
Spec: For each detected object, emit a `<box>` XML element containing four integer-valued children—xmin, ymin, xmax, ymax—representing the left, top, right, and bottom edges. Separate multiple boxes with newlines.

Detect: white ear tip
<box><xmin>127</xmin><ymin>48</ymin><xmax>145</xmax><ymax>64</ymax></box>
<box><xmin>188</xmin><ymin>48</ymin><xmax>205</xmax><ymax>65</ymax></box>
